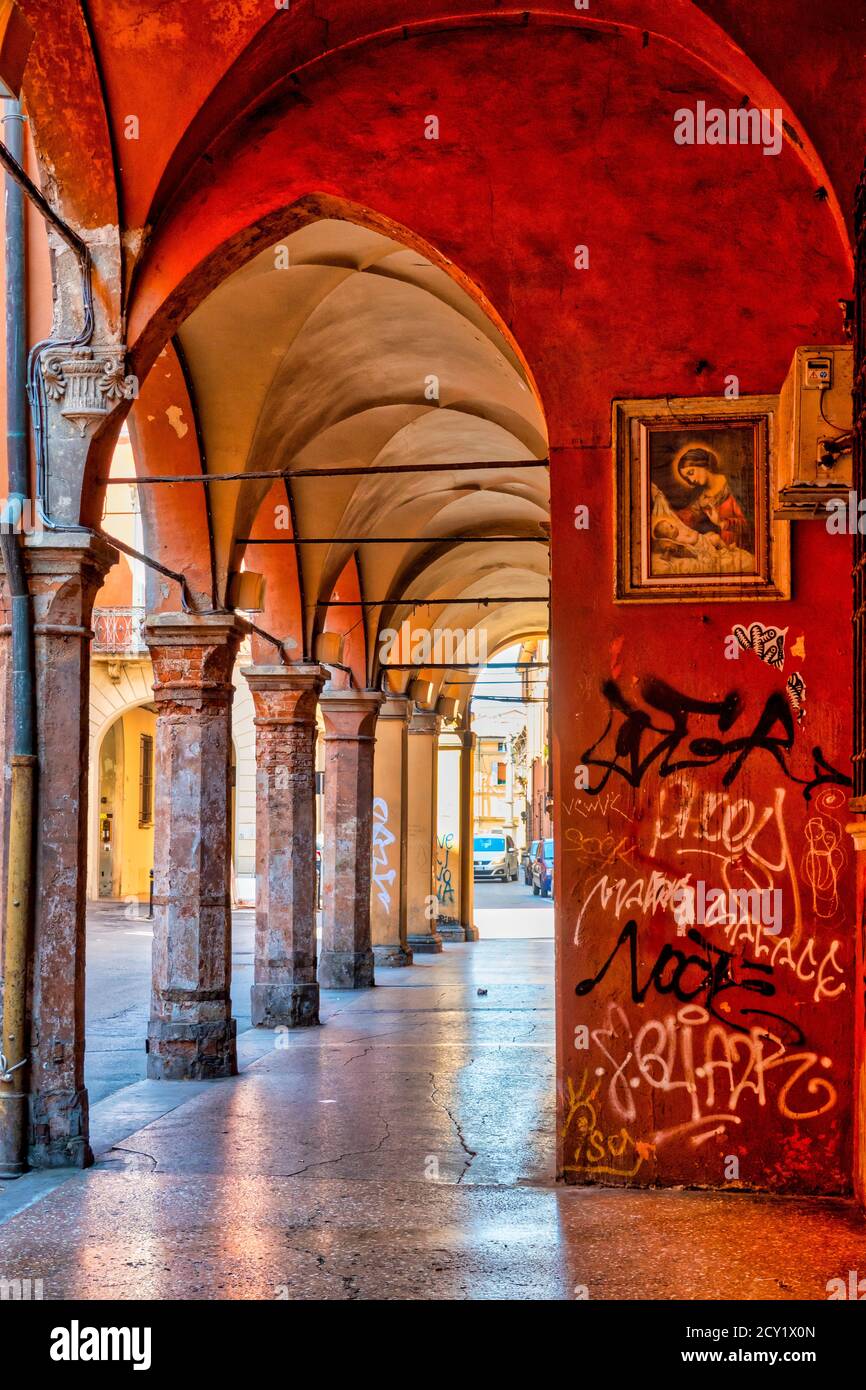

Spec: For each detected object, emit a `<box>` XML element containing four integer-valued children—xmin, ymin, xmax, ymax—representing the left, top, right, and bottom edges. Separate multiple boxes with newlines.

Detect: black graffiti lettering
<box><xmin>581</xmin><ymin>678</ymin><xmax>742</xmax><ymax>792</ymax></box>
<box><xmin>574</xmin><ymin>919</ymin><xmax>804</xmax><ymax>1044</ymax></box>
<box><xmin>689</xmin><ymin>690</ymin><xmax>794</xmax><ymax>786</ymax></box>
<box><xmin>581</xmin><ymin>677</ymin><xmax>851</xmax><ymax>801</ymax></box>
<box><xmin>795</xmin><ymin>747</ymin><xmax>854</xmax><ymax>802</ymax></box>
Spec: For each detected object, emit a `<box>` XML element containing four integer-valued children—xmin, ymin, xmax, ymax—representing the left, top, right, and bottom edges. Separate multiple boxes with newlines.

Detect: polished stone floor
<box><xmin>2</xmin><ymin>924</ymin><xmax>866</xmax><ymax>1300</ymax></box>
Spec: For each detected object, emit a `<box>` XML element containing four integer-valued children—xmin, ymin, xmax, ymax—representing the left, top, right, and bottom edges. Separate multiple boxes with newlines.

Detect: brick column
<box><xmin>318</xmin><ymin>689</ymin><xmax>384</xmax><ymax>988</ymax></box>
<box><xmin>406</xmin><ymin>708</ymin><xmax>444</xmax><ymax>954</ymax></box>
<box><xmin>144</xmin><ymin>612</ymin><xmax>247</xmax><ymax>1079</ymax></box>
<box><xmin>26</xmin><ymin>532</ymin><xmax>118</xmax><ymax>1167</ymax></box>
<box><xmin>370</xmin><ymin>696</ymin><xmax>413</xmax><ymax>968</ymax></box>
<box><xmin>243</xmin><ymin>664</ymin><xmax>326</xmax><ymax>1027</ymax></box>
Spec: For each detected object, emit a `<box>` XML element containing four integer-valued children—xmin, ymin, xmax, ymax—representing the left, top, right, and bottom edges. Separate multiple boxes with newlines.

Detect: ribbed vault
<box><xmin>172</xmin><ymin>216</ymin><xmax>549</xmax><ymax>689</ymax></box>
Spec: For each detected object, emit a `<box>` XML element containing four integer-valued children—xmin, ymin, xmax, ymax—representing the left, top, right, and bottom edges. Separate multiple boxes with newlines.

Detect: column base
<box><xmin>27</xmin><ymin>1089</ymin><xmax>93</xmax><ymax>1170</ymax></box>
<box><xmin>252</xmin><ymin>981</ymin><xmax>319</xmax><ymax>1028</ymax></box>
<box><xmin>318</xmin><ymin>949</ymin><xmax>375</xmax><ymax>989</ymax></box>
<box><xmin>438</xmin><ymin>922</ymin><xmax>469</xmax><ymax>942</ymax></box>
<box><xmin>373</xmin><ymin>943</ymin><xmax>414</xmax><ymax>968</ymax></box>
<box><xmin>462</xmin><ymin>922</ymin><xmax>481</xmax><ymax>942</ymax></box>
<box><xmin>407</xmin><ymin>931</ymin><xmax>444</xmax><ymax>954</ymax></box>
<box><xmin>146</xmin><ymin>1018</ymin><xmax>238</xmax><ymax>1080</ymax></box>
<box><xmin>0</xmin><ymin>1095</ymin><xmax>28</xmax><ymax>1177</ymax></box>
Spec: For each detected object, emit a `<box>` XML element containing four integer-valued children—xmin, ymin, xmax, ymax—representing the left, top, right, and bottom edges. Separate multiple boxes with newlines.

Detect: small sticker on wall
<box><xmin>786</xmin><ymin>671</ymin><xmax>806</xmax><ymax>722</ymax></box>
<box><xmin>730</xmin><ymin>621</ymin><xmax>788</xmax><ymax>670</ymax></box>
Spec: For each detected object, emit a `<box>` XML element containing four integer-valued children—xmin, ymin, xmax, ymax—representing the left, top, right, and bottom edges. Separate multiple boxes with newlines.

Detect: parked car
<box><xmin>473</xmin><ymin>832</ymin><xmax>519</xmax><ymax>881</ymax></box>
<box><xmin>522</xmin><ymin>839</ymin><xmax>540</xmax><ymax>885</ymax></box>
<box><xmin>531</xmin><ymin>837</ymin><xmax>554</xmax><ymax>897</ymax></box>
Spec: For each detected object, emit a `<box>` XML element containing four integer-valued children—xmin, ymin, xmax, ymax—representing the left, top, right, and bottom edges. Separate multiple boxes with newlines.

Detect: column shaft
<box><xmin>370</xmin><ymin>697</ymin><xmax>413</xmax><ymax>967</ymax></box>
<box><xmin>244</xmin><ymin>664</ymin><xmax>326</xmax><ymax>1026</ymax></box>
<box><xmin>435</xmin><ymin>739</ymin><xmax>464</xmax><ymax>941</ymax></box>
<box><xmin>459</xmin><ymin>729</ymin><xmax>479</xmax><ymax>941</ymax></box>
<box><xmin>26</xmin><ymin>534</ymin><xmax>117</xmax><ymax>1167</ymax></box>
<box><xmin>319</xmin><ymin>690</ymin><xmax>384</xmax><ymax>988</ymax></box>
<box><xmin>406</xmin><ymin>709</ymin><xmax>444</xmax><ymax>953</ymax></box>
<box><xmin>144</xmin><ymin>612</ymin><xmax>246</xmax><ymax>1080</ymax></box>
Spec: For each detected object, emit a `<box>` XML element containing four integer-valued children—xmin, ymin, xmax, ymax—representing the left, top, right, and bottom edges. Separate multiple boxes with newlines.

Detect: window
<box><xmin>496</xmin><ymin>761</ymin><xmax>507</xmax><ymax>785</ymax></box>
<box><xmin>139</xmin><ymin>733</ymin><xmax>154</xmax><ymax>827</ymax></box>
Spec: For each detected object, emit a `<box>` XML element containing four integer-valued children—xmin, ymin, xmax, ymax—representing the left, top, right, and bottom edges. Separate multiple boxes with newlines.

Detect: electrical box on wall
<box><xmin>775</xmin><ymin>344</ymin><xmax>853</xmax><ymax>519</ymax></box>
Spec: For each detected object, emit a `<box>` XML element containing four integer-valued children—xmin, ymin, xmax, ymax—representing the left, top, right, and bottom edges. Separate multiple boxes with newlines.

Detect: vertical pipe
<box><xmin>0</xmin><ymin>97</ymin><xmax>36</xmax><ymax>1178</ymax></box>
<box><xmin>4</xmin><ymin>101</ymin><xmax>27</xmax><ymax>498</ymax></box>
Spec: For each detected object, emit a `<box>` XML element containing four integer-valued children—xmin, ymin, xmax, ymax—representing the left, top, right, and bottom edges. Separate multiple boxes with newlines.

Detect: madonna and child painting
<box><xmin>614</xmin><ymin>398</ymin><xmax>789</xmax><ymax>602</ymax></box>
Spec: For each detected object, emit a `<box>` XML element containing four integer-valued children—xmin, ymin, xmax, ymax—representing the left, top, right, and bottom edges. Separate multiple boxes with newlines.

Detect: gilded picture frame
<box><xmin>613</xmin><ymin>394</ymin><xmax>789</xmax><ymax>603</ymax></box>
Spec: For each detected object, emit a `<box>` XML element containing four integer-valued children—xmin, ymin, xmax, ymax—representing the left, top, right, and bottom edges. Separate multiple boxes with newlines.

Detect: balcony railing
<box><xmin>92</xmin><ymin>606</ymin><xmax>148</xmax><ymax>656</ymax></box>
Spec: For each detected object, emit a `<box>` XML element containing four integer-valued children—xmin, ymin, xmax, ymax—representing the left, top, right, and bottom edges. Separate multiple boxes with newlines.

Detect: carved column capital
<box><xmin>41</xmin><ymin>345</ymin><xmax>137</xmax><ymax>436</ymax></box>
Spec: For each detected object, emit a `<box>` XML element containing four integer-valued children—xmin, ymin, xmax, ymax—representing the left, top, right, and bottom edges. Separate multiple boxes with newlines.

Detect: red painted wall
<box><xmin>555</xmin><ymin>474</ymin><xmax>853</xmax><ymax>1193</ymax></box>
<box><xmin>121</xmin><ymin>22</ymin><xmax>856</xmax><ymax>1191</ymax></box>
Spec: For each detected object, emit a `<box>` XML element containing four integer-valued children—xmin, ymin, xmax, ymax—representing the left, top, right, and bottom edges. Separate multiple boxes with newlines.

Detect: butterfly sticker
<box><xmin>731</xmin><ymin>622</ymin><xmax>788</xmax><ymax>671</ymax></box>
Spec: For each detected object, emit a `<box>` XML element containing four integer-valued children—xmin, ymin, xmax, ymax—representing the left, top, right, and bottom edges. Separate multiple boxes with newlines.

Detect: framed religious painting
<box><xmin>613</xmin><ymin>394</ymin><xmax>789</xmax><ymax>603</ymax></box>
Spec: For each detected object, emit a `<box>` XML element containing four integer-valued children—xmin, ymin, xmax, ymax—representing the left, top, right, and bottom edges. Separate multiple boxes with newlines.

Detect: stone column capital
<box><xmin>145</xmin><ymin>611</ymin><xmax>249</xmax><ymax>706</ymax></box>
<box><xmin>319</xmin><ymin>688</ymin><xmax>384</xmax><ymax>742</ymax></box>
<box><xmin>243</xmin><ymin>662</ymin><xmax>327</xmax><ymax>692</ymax></box>
<box><xmin>13</xmin><ymin>530</ymin><xmax>119</xmax><ymax>634</ymax></box>
<box><xmin>243</xmin><ymin>663</ymin><xmax>327</xmax><ymax>727</ymax></box>
<box><xmin>144</xmin><ymin>610</ymin><xmax>250</xmax><ymax>649</ymax></box>
<box><xmin>460</xmin><ymin>729</ymin><xmax>477</xmax><ymax>752</ymax></box>
<box><xmin>408</xmin><ymin>708</ymin><xmax>441</xmax><ymax>737</ymax></box>
<box><xmin>21</xmin><ymin>527</ymin><xmax>118</xmax><ymax>576</ymax></box>
<box><xmin>378</xmin><ymin>695</ymin><xmax>413</xmax><ymax>724</ymax></box>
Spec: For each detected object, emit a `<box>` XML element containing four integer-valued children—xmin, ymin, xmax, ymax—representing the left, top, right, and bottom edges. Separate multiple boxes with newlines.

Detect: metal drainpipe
<box><xmin>0</xmin><ymin>98</ymin><xmax>36</xmax><ymax>1179</ymax></box>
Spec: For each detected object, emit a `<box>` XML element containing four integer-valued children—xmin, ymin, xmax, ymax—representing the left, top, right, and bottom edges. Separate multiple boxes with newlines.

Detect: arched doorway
<box><xmin>94</xmin><ymin>704</ymin><xmax>157</xmax><ymax>904</ymax></box>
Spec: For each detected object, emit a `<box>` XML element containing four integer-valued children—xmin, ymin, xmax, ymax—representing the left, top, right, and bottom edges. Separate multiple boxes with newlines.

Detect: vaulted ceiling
<box><xmin>169</xmin><ymin>217</ymin><xmax>549</xmax><ymax>695</ymax></box>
